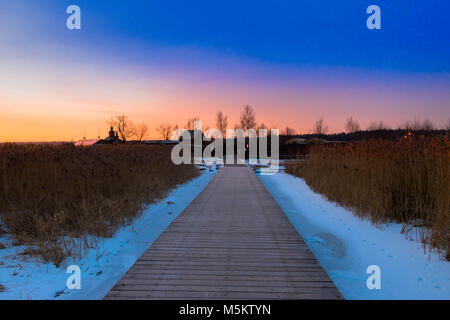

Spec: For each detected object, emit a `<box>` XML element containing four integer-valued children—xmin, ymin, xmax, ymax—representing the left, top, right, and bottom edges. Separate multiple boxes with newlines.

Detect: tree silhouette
<box><xmin>345</xmin><ymin>117</ymin><xmax>360</xmax><ymax>133</ymax></box>
<box><xmin>368</xmin><ymin>121</ymin><xmax>388</xmax><ymax>131</ymax></box>
<box><xmin>216</xmin><ymin>111</ymin><xmax>228</xmax><ymax>136</ymax></box>
<box><xmin>185</xmin><ymin>117</ymin><xmax>200</xmax><ymax>130</ymax></box>
<box><xmin>108</xmin><ymin>115</ymin><xmax>135</xmax><ymax>142</ymax></box>
<box><xmin>239</xmin><ymin>104</ymin><xmax>256</xmax><ymax>131</ymax></box>
<box><xmin>283</xmin><ymin>126</ymin><xmax>296</xmax><ymax>137</ymax></box>
<box><xmin>134</xmin><ymin>123</ymin><xmax>149</xmax><ymax>141</ymax></box>
<box><xmin>157</xmin><ymin>123</ymin><xmax>173</xmax><ymax>140</ymax></box>
<box><xmin>313</xmin><ymin>117</ymin><xmax>329</xmax><ymax>136</ymax></box>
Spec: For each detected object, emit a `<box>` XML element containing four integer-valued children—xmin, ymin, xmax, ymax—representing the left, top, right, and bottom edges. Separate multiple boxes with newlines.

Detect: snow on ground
<box><xmin>0</xmin><ymin>169</ymin><xmax>216</xmax><ymax>300</ymax></box>
<box><xmin>257</xmin><ymin>171</ymin><xmax>450</xmax><ymax>300</ymax></box>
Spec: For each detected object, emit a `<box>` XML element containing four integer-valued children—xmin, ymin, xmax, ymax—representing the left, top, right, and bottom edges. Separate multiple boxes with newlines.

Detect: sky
<box><xmin>0</xmin><ymin>0</ymin><xmax>449</xmax><ymax>141</ymax></box>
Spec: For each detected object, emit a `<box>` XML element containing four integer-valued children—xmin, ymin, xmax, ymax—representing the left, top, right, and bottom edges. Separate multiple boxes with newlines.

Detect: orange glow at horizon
<box><xmin>1</xmin><ymin>1</ymin><xmax>449</xmax><ymax>143</ymax></box>
<box><xmin>1</xmin><ymin>55</ymin><xmax>449</xmax><ymax>142</ymax></box>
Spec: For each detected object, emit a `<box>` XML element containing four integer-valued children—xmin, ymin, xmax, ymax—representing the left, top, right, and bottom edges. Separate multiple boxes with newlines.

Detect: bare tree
<box><xmin>169</xmin><ymin>124</ymin><xmax>182</xmax><ymax>140</ymax></box>
<box><xmin>421</xmin><ymin>118</ymin><xmax>434</xmax><ymax>131</ymax></box>
<box><xmin>216</xmin><ymin>111</ymin><xmax>228</xmax><ymax>136</ymax></box>
<box><xmin>313</xmin><ymin>117</ymin><xmax>329</xmax><ymax>136</ymax></box>
<box><xmin>257</xmin><ymin>123</ymin><xmax>267</xmax><ymax>131</ymax></box>
<box><xmin>108</xmin><ymin>115</ymin><xmax>135</xmax><ymax>142</ymax></box>
<box><xmin>401</xmin><ymin>118</ymin><xmax>434</xmax><ymax>131</ymax></box>
<box><xmin>239</xmin><ymin>104</ymin><xmax>256</xmax><ymax>131</ymax></box>
<box><xmin>172</xmin><ymin>124</ymin><xmax>180</xmax><ymax>136</ymax></box>
<box><xmin>446</xmin><ymin>119</ymin><xmax>450</xmax><ymax>131</ymax></box>
<box><xmin>232</xmin><ymin>123</ymin><xmax>245</xmax><ymax>138</ymax></box>
<box><xmin>157</xmin><ymin>123</ymin><xmax>173</xmax><ymax>140</ymax></box>
<box><xmin>185</xmin><ymin>117</ymin><xmax>200</xmax><ymax>130</ymax></box>
<box><xmin>134</xmin><ymin>123</ymin><xmax>149</xmax><ymax>142</ymax></box>
<box><xmin>368</xmin><ymin>121</ymin><xmax>388</xmax><ymax>131</ymax></box>
<box><xmin>283</xmin><ymin>126</ymin><xmax>296</xmax><ymax>137</ymax></box>
<box><xmin>257</xmin><ymin>123</ymin><xmax>268</xmax><ymax>136</ymax></box>
<box><xmin>345</xmin><ymin>117</ymin><xmax>360</xmax><ymax>133</ymax></box>
<box><xmin>410</xmin><ymin>118</ymin><xmax>424</xmax><ymax>131</ymax></box>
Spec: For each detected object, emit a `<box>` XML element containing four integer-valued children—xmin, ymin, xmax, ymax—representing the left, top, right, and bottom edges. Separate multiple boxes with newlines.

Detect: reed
<box><xmin>0</xmin><ymin>143</ymin><xmax>198</xmax><ymax>265</ymax></box>
<box><xmin>285</xmin><ymin>135</ymin><xmax>450</xmax><ymax>259</ymax></box>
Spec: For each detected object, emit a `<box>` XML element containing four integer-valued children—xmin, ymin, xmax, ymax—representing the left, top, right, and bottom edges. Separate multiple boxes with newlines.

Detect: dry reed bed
<box><xmin>0</xmin><ymin>143</ymin><xmax>198</xmax><ymax>265</ymax></box>
<box><xmin>285</xmin><ymin>135</ymin><xmax>450</xmax><ymax>260</ymax></box>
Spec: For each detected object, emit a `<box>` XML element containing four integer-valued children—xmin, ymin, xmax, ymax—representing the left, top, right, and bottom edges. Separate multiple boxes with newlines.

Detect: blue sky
<box><xmin>0</xmin><ymin>1</ymin><xmax>449</xmax><ymax>141</ymax></box>
<box><xmin>55</xmin><ymin>0</ymin><xmax>449</xmax><ymax>72</ymax></box>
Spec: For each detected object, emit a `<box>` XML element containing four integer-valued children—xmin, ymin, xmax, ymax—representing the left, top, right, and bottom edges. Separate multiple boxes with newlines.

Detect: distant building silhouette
<box><xmin>75</xmin><ymin>126</ymin><xmax>121</xmax><ymax>146</ymax></box>
<box><xmin>103</xmin><ymin>126</ymin><xmax>120</xmax><ymax>143</ymax></box>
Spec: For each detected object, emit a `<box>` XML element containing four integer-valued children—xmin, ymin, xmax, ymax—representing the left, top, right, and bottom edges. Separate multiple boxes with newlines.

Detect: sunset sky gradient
<box><xmin>0</xmin><ymin>1</ymin><xmax>449</xmax><ymax>141</ymax></box>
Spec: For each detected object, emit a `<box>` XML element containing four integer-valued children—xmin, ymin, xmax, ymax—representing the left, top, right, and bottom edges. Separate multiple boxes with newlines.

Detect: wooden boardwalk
<box><xmin>104</xmin><ymin>166</ymin><xmax>342</xmax><ymax>299</ymax></box>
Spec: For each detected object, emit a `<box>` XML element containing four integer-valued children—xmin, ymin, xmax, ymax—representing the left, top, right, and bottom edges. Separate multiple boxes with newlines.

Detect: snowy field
<box><xmin>0</xmin><ymin>168</ymin><xmax>217</xmax><ymax>300</ymax></box>
<box><xmin>258</xmin><ymin>170</ymin><xmax>450</xmax><ymax>300</ymax></box>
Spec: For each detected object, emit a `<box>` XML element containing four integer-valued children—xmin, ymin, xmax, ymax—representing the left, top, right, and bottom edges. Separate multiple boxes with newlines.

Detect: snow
<box><xmin>0</xmin><ymin>169</ymin><xmax>216</xmax><ymax>300</ymax></box>
<box><xmin>74</xmin><ymin>139</ymin><xmax>101</xmax><ymax>146</ymax></box>
<box><xmin>257</xmin><ymin>171</ymin><xmax>450</xmax><ymax>299</ymax></box>
<box><xmin>1</xmin><ymin>162</ymin><xmax>448</xmax><ymax>300</ymax></box>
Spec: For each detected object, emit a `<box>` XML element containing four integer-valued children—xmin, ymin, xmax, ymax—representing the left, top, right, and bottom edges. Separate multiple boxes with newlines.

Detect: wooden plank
<box><xmin>113</xmin><ymin>279</ymin><xmax>337</xmax><ymax>288</ymax></box>
<box><xmin>121</xmin><ymin>274</ymin><xmax>332</xmax><ymax>282</ymax></box>
<box><xmin>111</xmin><ymin>283</ymin><xmax>338</xmax><ymax>292</ymax></box>
<box><xmin>124</xmin><ymin>268</ymin><xmax>328</xmax><ymax>276</ymax></box>
<box><xmin>106</xmin><ymin>290</ymin><xmax>341</xmax><ymax>300</ymax></box>
<box><xmin>104</xmin><ymin>166</ymin><xmax>343</xmax><ymax>300</ymax></box>
<box><xmin>133</xmin><ymin>261</ymin><xmax>322</xmax><ymax>267</ymax></box>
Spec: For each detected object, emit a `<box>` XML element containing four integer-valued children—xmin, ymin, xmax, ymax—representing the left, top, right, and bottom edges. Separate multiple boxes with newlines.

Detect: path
<box><xmin>104</xmin><ymin>166</ymin><xmax>342</xmax><ymax>299</ymax></box>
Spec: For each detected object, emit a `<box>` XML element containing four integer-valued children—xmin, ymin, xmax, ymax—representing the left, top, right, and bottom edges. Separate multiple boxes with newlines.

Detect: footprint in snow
<box><xmin>307</xmin><ymin>233</ymin><xmax>346</xmax><ymax>259</ymax></box>
<box><xmin>54</xmin><ymin>289</ymin><xmax>66</xmax><ymax>298</ymax></box>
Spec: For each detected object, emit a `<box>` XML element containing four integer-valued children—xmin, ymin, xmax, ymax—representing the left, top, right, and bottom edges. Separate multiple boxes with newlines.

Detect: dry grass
<box><xmin>285</xmin><ymin>135</ymin><xmax>450</xmax><ymax>260</ymax></box>
<box><xmin>0</xmin><ymin>143</ymin><xmax>198</xmax><ymax>265</ymax></box>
